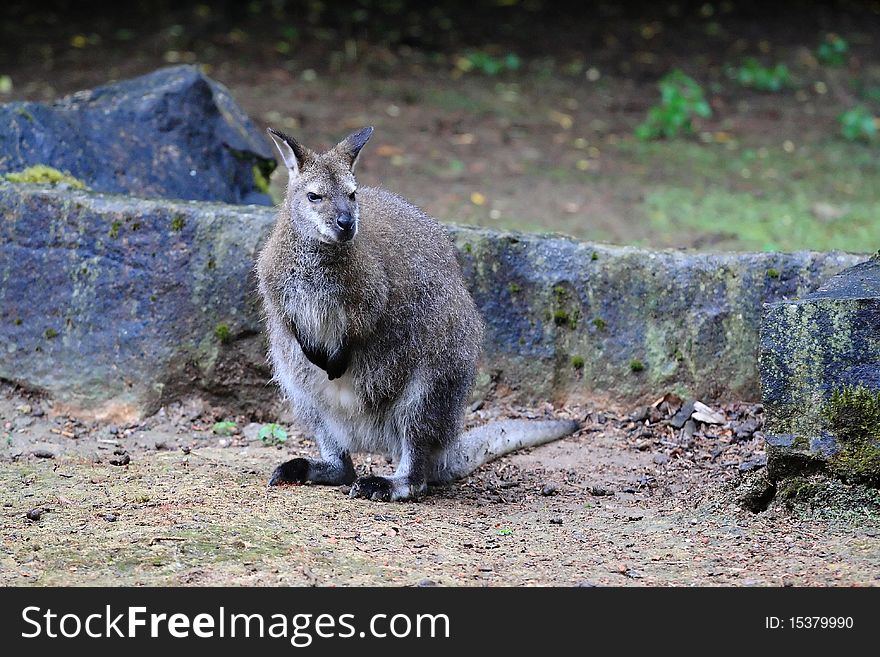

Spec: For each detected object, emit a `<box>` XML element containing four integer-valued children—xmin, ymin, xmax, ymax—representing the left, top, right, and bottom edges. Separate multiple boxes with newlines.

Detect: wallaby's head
<box><xmin>267</xmin><ymin>126</ymin><xmax>374</xmax><ymax>244</ymax></box>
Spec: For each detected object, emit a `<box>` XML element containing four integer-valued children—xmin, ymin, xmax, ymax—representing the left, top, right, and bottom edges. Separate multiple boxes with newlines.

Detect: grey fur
<box><xmin>257</xmin><ymin>127</ymin><xmax>579</xmax><ymax>501</ymax></box>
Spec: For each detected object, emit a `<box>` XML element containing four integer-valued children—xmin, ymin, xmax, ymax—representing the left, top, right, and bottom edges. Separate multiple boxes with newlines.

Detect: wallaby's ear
<box><xmin>267</xmin><ymin>127</ymin><xmax>310</xmax><ymax>176</ymax></box>
<box><xmin>334</xmin><ymin>126</ymin><xmax>374</xmax><ymax>170</ymax></box>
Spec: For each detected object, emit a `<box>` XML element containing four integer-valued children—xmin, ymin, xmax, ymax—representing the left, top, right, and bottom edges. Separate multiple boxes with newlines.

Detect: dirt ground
<box><xmin>3</xmin><ymin>382</ymin><xmax>878</xmax><ymax>587</ymax></box>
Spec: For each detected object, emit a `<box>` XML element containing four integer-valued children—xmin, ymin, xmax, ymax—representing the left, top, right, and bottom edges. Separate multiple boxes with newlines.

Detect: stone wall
<box><xmin>0</xmin><ymin>182</ymin><xmax>866</xmax><ymax>420</ymax></box>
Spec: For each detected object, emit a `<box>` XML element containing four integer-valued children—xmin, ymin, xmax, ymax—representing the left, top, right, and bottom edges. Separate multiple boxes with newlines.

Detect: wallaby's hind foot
<box><xmin>268</xmin><ymin>455</ymin><xmax>356</xmax><ymax>486</ymax></box>
<box><xmin>349</xmin><ymin>475</ymin><xmax>427</xmax><ymax>502</ymax></box>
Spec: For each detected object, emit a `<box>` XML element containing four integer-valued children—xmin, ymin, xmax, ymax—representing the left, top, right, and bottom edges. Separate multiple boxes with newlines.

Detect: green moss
<box><xmin>4</xmin><ymin>165</ymin><xmax>86</xmax><ymax>189</ymax></box>
<box><xmin>552</xmin><ymin>309</ymin><xmax>577</xmax><ymax>328</ymax></box>
<box><xmin>207</xmin><ymin>258</ymin><xmax>216</xmax><ymax>270</ymax></box>
<box><xmin>252</xmin><ymin>165</ymin><xmax>271</xmax><ymax>194</ymax></box>
<box><xmin>778</xmin><ymin>478</ymin><xmax>820</xmax><ymax>502</ymax></box>
<box><xmin>171</xmin><ymin>215</ymin><xmax>186</xmax><ymax>232</ymax></box>
<box><xmin>108</xmin><ymin>221</ymin><xmax>121</xmax><ymax>239</ymax></box>
<box><xmin>766</xmin><ymin>268</ymin><xmax>780</xmax><ymax>279</ymax></box>
<box><xmin>214</xmin><ymin>324</ymin><xmax>232</xmax><ymax>344</ymax></box>
<box><xmin>14</xmin><ymin>107</ymin><xmax>33</xmax><ymax>122</ymax></box>
<box><xmin>571</xmin><ymin>355</ymin><xmax>585</xmax><ymax>369</ymax></box>
<box><xmin>790</xmin><ymin>435</ymin><xmax>810</xmax><ymax>450</ymax></box>
<box><xmin>824</xmin><ymin>385</ymin><xmax>880</xmax><ymax>484</ymax></box>
<box><xmin>509</xmin><ymin>282</ymin><xmax>521</xmax><ymax>294</ymax></box>
<box><xmin>44</xmin><ymin>328</ymin><xmax>58</xmax><ymax>339</ymax></box>
<box><xmin>591</xmin><ymin>252</ymin><xmax>599</xmax><ymax>261</ymax></box>
<box><xmin>629</xmin><ymin>359</ymin><xmax>645</xmax><ymax>373</ymax></box>
<box><xmin>463</xmin><ymin>243</ymin><xmax>472</xmax><ymax>254</ymax></box>
<box><xmin>592</xmin><ymin>317</ymin><xmax>606</xmax><ymax>331</ymax></box>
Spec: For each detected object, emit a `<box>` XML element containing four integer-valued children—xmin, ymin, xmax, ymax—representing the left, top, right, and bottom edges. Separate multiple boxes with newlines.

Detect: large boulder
<box><xmin>0</xmin><ymin>66</ymin><xmax>275</xmax><ymax>205</ymax></box>
<box><xmin>0</xmin><ymin>182</ymin><xmax>866</xmax><ymax>420</ymax></box>
<box><xmin>761</xmin><ymin>254</ymin><xmax>880</xmax><ymax>485</ymax></box>
<box><xmin>0</xmin><ymin>183</ymin><xmax>275</xmax><ymax>421</ymax></box>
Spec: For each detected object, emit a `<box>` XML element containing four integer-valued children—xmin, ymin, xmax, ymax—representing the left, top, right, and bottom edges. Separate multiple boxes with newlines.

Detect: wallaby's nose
<box><xmin>336</xmin><ymin>213</ymin><xmax>355</xmax><ymax>232</ymax></box>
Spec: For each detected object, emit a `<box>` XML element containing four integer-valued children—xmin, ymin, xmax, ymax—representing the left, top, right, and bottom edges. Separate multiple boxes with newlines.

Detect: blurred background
<box><xmin>2</xmin><ymin>0</ymin><xmax>879</xmax><ymax>252</ymax></box>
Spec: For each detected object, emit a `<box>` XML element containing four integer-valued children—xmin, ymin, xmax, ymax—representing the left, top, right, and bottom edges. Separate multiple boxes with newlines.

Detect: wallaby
<box><xmin>256</xmin><ymin>126</ymin><xmax>578</xmax><ymax>501</ymax></box>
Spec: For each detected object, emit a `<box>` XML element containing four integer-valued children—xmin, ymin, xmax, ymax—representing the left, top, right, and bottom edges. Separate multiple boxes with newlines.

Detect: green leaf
<box><xmin>212</xmin><ymin>421</ymin><xmax>237</xmax><ymax>436</ymax></box>
<box><xmin>258</xmin><ymin>423</ymin><xmax>288</xmax><ymax>445</ymax></box>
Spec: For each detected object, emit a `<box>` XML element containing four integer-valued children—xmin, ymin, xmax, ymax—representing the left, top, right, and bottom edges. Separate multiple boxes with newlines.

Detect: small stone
<box><xmin>692</xmin><ymin>401</ymin><xmax>725</xmax><ymax>424</ymax></box>
<box><xmin>629</xmin><ymin>406</ymin><xmax>649</xmax><ymax>422</ymax></box>
<box><xmin>540</xmin><ymin>483</ymin><xmax>558</xmax><ymax>496</ymax></box>
<box><xmin>339</xmin><ymin>485</ymin><xmax>352</xmax><ymax>495</ymax></box>
<box><xmin>242</xmin><ymin>422</ymin><xmax>262</xmax><ymax>442</ymax></box>
<box><xmin>652</xmin><ymin>453</ymin><xmax>670</xmax><ymax>465</ymax></box>
<box><xmin>739</xmin><ymin>456</ymin><xmax>768</xmax><ymax>472</ymax></box>
<box><xmin>109</xmin><ymin>453</ymin><xmax>130</xmax><ymax>466</ymax></box>
<box><xmin>670</xmin><ymin>400</ymin><xmax>696</xmax><ymax>429</ymax></box>
<box><xmin>102</xmin><ymin>513</ymin><xmax>117</xmax><ymax>522</ymax></box>
<box><xmin>416</xmin><ymin>579</ymin><xmax>437</xmax><ymax>587</ymax></box>
<box><xmin>32</xmin><ymin>448</ymin><xmax>55</xmax><ymax>459</ymax></box>
<box><xmin>588</xmin><ymin>485</ymin><xmax>614</xmax><ymax>496</ymax></box>
<box><xmin>180</xmin><ymin>446</ymin><xmax>191</xmax><ymax>455</ymax></box>
<box><xmin>107</xmin><ymin>425</ymin><xmax>119</xmax><ymax>435</ymax></box>
<box><xmin>26</xmin><ymin>508</ymin><xmax>44</xmax><ymax>521</ymax></box>
<box><xmin>682</xmin><ymin>419</ymin><xmax>697</xmax><ymax>441</ymax></box>
<box><xmin>734</xmin><ymin>418</ymin><xmax>761</xmax><ymax>440</ymax></box>
<box><xmin>549</xmin><ymin>517</ymin><xmax>564</xmax><ymax>525</ymax></box>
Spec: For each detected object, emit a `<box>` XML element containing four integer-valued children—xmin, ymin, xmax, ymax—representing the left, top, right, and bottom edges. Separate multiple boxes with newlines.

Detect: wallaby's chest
<box><xmin>285</xmin><ymin>283</ymin><xmax>347</xmax><ymax>349</ymax></box>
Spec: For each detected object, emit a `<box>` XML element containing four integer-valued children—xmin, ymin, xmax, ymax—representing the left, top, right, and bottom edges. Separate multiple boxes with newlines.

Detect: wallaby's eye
<box><xmin>349</xmin><ymin>191</ymin><xmax>356</xmax><ymax>201</ymax></box>
<box><xmin>306</xmin><ymin>192</ymin><xmax>322</xmax><ymax>203</ymax></box>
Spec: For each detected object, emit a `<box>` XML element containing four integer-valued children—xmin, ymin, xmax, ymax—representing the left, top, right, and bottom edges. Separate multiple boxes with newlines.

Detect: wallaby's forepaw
<box><xmin>349</xmin><ymin>475</ymin><xmax>395</xmax><ymax>502</ymax></box>
<box><xmin>268</xmin><ymin>458</ymin><xmax>310</xmax><ymax>486</ymax></box>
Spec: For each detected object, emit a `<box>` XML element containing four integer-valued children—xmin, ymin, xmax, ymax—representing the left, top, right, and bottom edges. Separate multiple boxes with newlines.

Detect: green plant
<box><xmin>629</xmin><ymin>359</ymin><xmax>645</xmax><ymax>372</ymax></box>
<box><xmin>259</xmin><ymin>423</ymin><xmax>288</xmax><ymax>445</ymax></box>
<box><xmin>458</xmin><ymin>51</ymin><xmax>520</xmax><ymax>75</ymax></box>
<box><xmin>635</xmin><ymin>70</ymin><xmax>712</xmax><ymax>140</ymax></box>
<box><xmin>214</xmin><ymin>323</ymin><xmax>232</xmax><ymax>343</ymax></box>
<box><xmin>733</xmin><ymin>58</ymin><xmax>791</xmax><ymax>92</ymax></box>
<box><xmin>839</xmin><ymin>106</ymin><xmax>877</xmax><ymax>142</ymax></box>
<box><xmin>212</xmin><ymin>421</ymin><xmax>237</xmax><ymax>436</ymax></box>
<box><xmin>817</xmin><ymin>34</ymin><xmax>849</xmax><ymax>66</ymax></box>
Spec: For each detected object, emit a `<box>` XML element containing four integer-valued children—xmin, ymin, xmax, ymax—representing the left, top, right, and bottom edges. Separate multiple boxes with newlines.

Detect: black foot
<box><xmin>268</xmin><ymin>458</ymin><xmax>310</xmax><ymax>486</ymax></box>
<box><xmin>349</xmin><ymin>475</ymin><xmax>394</xmax><ymax>502</ymax></box>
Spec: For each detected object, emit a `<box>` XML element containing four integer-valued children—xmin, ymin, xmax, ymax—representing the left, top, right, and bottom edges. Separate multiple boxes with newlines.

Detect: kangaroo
<box><xmin>256</xmin><ymin>126</ymin><xmax>578</xmax><ymax>502</ymax></box>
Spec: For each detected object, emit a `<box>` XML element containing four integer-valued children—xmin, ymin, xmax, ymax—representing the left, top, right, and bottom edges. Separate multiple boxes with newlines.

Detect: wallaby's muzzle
<box><xmin>334</xmin><ymin>212</ymin><xmax>357</xmax><ymax>241</ymax></box>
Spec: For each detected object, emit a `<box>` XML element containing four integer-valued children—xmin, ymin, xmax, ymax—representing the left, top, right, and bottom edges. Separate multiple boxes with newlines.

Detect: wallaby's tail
<box><xmin>431</xmin><ymin>419</ymin><xmax>580</xmax><ymax>483</ymax></box>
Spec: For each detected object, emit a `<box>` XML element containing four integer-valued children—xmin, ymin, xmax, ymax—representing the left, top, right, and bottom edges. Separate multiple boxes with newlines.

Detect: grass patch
<box><xmin>625</xmin><ymin>140</ymin><xmax>880</xmax><ymax>252</ymax></box>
